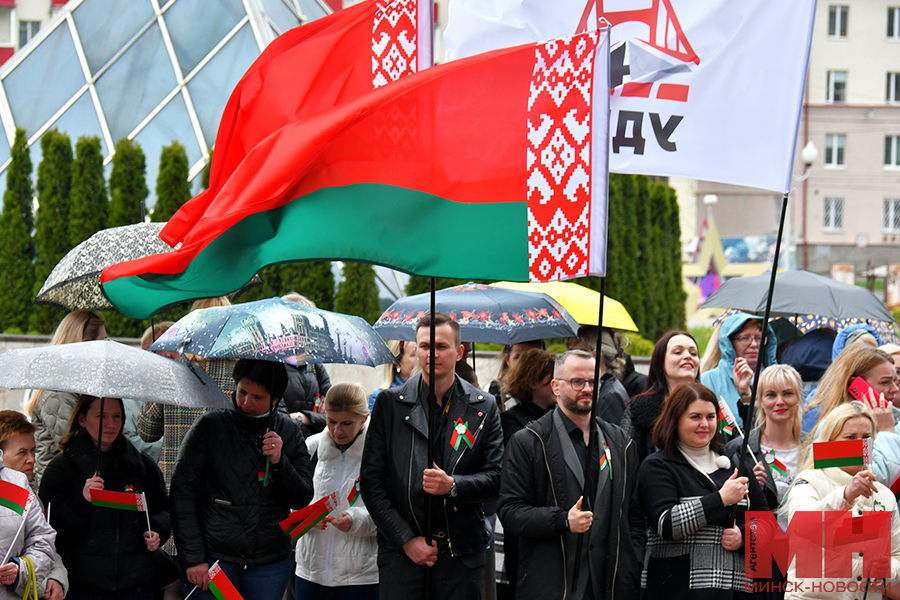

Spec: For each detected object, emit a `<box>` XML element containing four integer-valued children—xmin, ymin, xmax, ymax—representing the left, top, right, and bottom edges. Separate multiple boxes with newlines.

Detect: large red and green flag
<box><xmin>0</xmin><ymin>480</ymin><xmax>33</xmax><ymax>517</ymax></box>
<box><xmin>101</xmin><ymin>29</ymin><xmax>612</xmax><ymax>319</ymax></box>
<box><xmin>163</xmin><ymin>0</ymin><xmax>431</xmax><ymax>247</ymax></box>
<box><xmin>207</xmin><ymin>561</ymin><xmax>244</xmax><ymax>600</ymax></box>
<box><xmin>813</xmin><ymin>439</ymin><xmax>873</xmax><ymax>469</ymax></box>
<box><xmin>90</xmin><ymin>489</ymin><xmax>147</xmax><ymax>512</ymax></box>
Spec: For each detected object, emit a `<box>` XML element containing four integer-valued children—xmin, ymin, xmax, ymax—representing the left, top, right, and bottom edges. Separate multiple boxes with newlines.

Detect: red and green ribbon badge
<box><xmin>347</xmin><ymin>478</ymin><xmax>360</xmax><ymax>507</ymax></box>
<box><xmin>599</xmin><ymin>445</ymin><xmax>612</xmax><ymax>480</ymax></box>
<box><xmin>450</xmin><ymin>418</ymin><xmax>475</xmax><ymax>451</ymax></box>
<box><xmin>875</xmin><ymin>499</ymin><xmax>887</xmax><ymax>511</ymax></box>
<box><xmin>766</xmin><ymin>450</ymin><xmax>788</xmax><ymax>477</ymax></box>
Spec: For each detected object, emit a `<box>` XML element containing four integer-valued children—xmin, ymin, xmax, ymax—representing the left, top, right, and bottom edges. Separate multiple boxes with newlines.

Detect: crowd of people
<box><xmin>1</xmin><ymin>303</ymin><xmax>899</xmax><ymax>600</ymax></box>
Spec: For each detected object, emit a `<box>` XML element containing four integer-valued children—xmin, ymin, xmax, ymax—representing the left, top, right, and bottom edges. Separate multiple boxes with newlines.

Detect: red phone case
<box><xmin>848</xmin><ymin>376</ymin><xmax>876</xmax><ymax>402</ymax></box>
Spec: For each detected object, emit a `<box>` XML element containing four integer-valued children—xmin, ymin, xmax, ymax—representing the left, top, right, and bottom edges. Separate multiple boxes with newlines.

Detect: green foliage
<box><xmin>152</xmin><ymin>142</ymin><xmax>191</xmax><ymax>222</ymax></box>
<box><xmin>108</xmin><ymin>138</ymin><xmax>148</xmax><ymax>227</ymax></box>
<box><xmin>30</xmin><ymin>130</ymin><xmax>73</xmax><ymax>333</ymax></box>
<box><xmin>406</xmin><ymin>277</ymin><xmax>473</xmax><ymax>296</ymax></box>
<box><xmin>335</xmin><ymin>262</ymin><xmax>381</xmax><ymax>324</ymax></box>
<box><xmin>688</xmin><ymin>326</ymin><xmax>714</xmax><ymax>356</ymax></box>
<box><xmin>0</xmin><ymin>129</ymin><xmax>35</xmax><ymax>331</ymax></box>
<box><xmin>238</xmin><ymin>262</ymin><xmax>336</xmax><ymax>310</ymax></box>
<box><xmin>69</xmin><ymin>136</ymin><xmax>107</xmax><ymax>247</ymax></box>
<box><xmin>621</xmin><ymin>331</ymin><xmax>655</xmax><ymax>357</ymax></box>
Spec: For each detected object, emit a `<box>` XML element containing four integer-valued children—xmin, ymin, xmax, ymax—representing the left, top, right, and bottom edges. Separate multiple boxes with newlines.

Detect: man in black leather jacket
<box><xmin>361</xmin><ymin>313</ymin><xmax>503</xmax><ymax>600</ymax></box>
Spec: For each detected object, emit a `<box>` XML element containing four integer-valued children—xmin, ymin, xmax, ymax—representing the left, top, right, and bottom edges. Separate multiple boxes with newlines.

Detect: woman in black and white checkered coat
<box><xmin>638</xmin><ymin>382</ymin><xmax>767</xmax><ymax>600</ymax></box>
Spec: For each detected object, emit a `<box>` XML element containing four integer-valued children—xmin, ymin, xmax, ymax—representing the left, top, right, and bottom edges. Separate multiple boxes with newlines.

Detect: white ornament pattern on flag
<box><xmin>372</xmin><ymin>0</ymin><xmax>419</xmax><ymax>89</ymax></box>
<box><xmin>526</xmin><ymin>34</ymin><xmax>598</xmax><ymax>281</ymax></box>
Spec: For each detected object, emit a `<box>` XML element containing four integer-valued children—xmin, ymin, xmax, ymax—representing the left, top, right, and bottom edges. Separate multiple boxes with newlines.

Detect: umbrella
<box><xmin>699</xmin><ymin>270</ymin><xmax>896</xmax><ymax>322</ymax></box>
<box><xmin>712</xmin><ymin>308</ymin><xmax>899</xmax><ymax>345</ymax></box>
<box><xmin>0</xmin><ymin>340</ymin><xmax>230</xmax><ymax>409</ymax></box>
<box><xmin>490</xmin><ymin>280</ymin><xmax>638</xmax><ymax>331</ymax></box>
<box><xmin>36</xmin><ymin>222</ymin><xmax>263</xmax><ymax>312</ymax></box>
<box><xmin>373</xmin><ymin>282</ymin><xmax>580</xmax><ymax>343</ymax></box>
<box><xmin>150</xmin><ymin>297</ymin><xmax>396</xmax><ymax>367</ymax></box>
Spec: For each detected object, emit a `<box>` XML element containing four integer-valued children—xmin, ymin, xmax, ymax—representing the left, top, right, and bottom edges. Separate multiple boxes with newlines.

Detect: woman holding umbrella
<box><xmin>39</xmin><ymin>395</ymin><xmax>170</xmax><ymax>600</ymax></box>
<box><xmin>170</xmin><ymin>359</ymin><xmax>313</xmax><ymax>600</ymax></box>
<box><xmin>28</xmin><ymin>310</ymin><xmax>107</xmax><ymax>488</ymax></box>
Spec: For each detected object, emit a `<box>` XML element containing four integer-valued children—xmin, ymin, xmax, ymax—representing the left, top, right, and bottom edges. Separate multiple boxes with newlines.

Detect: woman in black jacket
<box><xmin>621</xmin><ymin>331</ymin><xmax>700</xmax><ymax>463</ymax></box>
<box><xmin>171</xmin><ymin>359</ymin><xmax>313</xmax><ymax>600</ymax></box>
<box><xmin>39</xmin><ymin>395</ymin><xmax>170</xmax><ymax>600</ymax></box>
<box><xmin>639</xmin><ymin>383</ymin><xmax>767</xmax><ymax>600</ymax></box>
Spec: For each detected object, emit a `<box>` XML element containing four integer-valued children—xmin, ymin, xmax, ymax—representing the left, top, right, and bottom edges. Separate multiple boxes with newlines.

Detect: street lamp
<box><xmin>797</xmin><ymin>140</ymin><xmax>818</xmax><ymax>270</ymax></box>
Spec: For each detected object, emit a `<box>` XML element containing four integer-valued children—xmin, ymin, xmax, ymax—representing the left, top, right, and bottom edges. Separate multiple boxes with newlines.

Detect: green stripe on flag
<box><xmin>91</xmin><ymin>500</ymin><xmax>141</xmax><ymax>511</ymax></box>
<box><xmin>103</xmin><ymin>184</ymin><xmax>529</xmax><ymax>319</ymax></box>
<box><xmin>814</xmin><ymin>456</ymin><xmax>865</xmax><ymax>469</ymax></box>
<box><xmin>0</xmin><ymin>497</ymin><xmax>25</xmax><ymax>516</ymax></box>
<box><xmin>209</xmin><ymin>582</ymin><xmax>227</xmax><ymax>600</ymax></box>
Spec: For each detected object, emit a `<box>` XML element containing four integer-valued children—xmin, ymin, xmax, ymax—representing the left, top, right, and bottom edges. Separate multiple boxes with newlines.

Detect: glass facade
<box><xmin>0</xmin><ymin>0</ymin><xmax>329</xmax><ymax>206</ymax></box>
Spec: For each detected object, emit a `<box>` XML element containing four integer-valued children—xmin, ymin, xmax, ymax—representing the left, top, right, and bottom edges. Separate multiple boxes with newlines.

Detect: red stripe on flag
<box><xmin>621</xmin><ymin>82</ymin><xmax>653</xmax><ymax>98</ymax></box>
<box><xmin>891</xmin><ymin>475</ymin><xmax>900</xmax><ymax>497</ymax></box>
<box><xmin>813</xmin><ymin>439</ymin><xmax>866</xmax><ymax>461</ymax></box>
<box><xmin>89</xmin><ymin>489</ymin><xmax>142</xmax><ymax>507</ymax></box>
<box><xmin>280</xmin><ymin>495</ymin><xmax>330</xmax><ymax>533</ymax></box>
<box><xmin>657</xmin><ymin>83</ymin><xmax>689</xmax><ymax>102</ymax></box>
<box><xmin>209</xmin><ymin>563</ymin><xmax>244</xmax><ymax>600</ymax></box>
<box><xmin>0</xmin><ymin>479</ymin><xmax>31</xmax><ymax>511</ymax></box>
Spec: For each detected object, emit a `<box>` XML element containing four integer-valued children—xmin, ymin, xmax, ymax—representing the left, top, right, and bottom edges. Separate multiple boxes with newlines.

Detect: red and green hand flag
<box><xmin>0</xmin><ymin>480</ymin><xmax>34</xmax><ymax>518</ymax></box>
<box><xmin>89</xmin><ymin>489</ymin><xmax>147</xmax><ymax>512</ymax></box>
<box><xmin>207</xmin><ymin>561</ymin><xmax>243</xmax><ymax>600</ymax></box>
<box><xmin>813</xmin><ymin>438</ymin><xmax>872</xmax><ymax>469</ymax></box>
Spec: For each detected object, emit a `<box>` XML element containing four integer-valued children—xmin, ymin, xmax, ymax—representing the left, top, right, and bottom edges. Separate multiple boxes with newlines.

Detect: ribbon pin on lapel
<box><xmin>451</xmin><ymin>418</ymin><xmax>475</xmax><ymax>451</ymax></box>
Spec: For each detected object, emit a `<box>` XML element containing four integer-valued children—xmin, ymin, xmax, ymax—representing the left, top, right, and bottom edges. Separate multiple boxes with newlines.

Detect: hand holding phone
<box><xmin>849</xmin><ymin>376</ymin><xmax>878</xmax><ymax>406</ymax></box>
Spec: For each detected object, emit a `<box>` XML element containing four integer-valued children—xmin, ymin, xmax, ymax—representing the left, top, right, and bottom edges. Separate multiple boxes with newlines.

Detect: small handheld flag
<box><xmin>813</xmin><ymin>438</ymin><xmax>873</xmax><ymax>469</ymax></box>
<box><xmin>280</xmin><ymin>493</ymin><xmax>339</xmax><ymax>541</ymax></box>
<box><xmin>717</xmin><ymin>398</ymin><xmax>737</xmax><ymax>436</ymax></box>
<box><xmin>208</xmin><ymin>561</ymin><xmax>244</xmax><ymax>600</ymax></box>
<box><xmin>0</xmin><ymin>480</ymin><xmax>34</xmax><ymax>517</ymax></box>
<box><xmin>90</xmin><ymin>489</ymin><xmax>147</xmax><ymax>512</ymax></box>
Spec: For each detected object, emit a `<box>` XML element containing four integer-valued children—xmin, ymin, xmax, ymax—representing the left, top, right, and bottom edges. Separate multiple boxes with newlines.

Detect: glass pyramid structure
<box><xmin>0</xmin><ymin>0</ymin><xmax>328</xmax><ymax>205</ymax></box>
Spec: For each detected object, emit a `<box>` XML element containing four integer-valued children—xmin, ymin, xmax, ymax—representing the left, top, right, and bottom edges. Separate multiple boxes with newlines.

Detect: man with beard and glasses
<box><xmin>498</xmin><ymin>350</ymin><xmax>644</xmax><ymax>600</ymax></box>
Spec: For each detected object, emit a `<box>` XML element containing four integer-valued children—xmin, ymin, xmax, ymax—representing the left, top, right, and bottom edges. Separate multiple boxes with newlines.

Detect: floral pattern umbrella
<box><xmin>373</xmin><ymin>282</ymin><xmax>580</xmax><ymax>343</ymax></box>
<box><xmin>151</xmin><ymin>298</ymin><xmax>397</xmax><ymax>367</ymax></box>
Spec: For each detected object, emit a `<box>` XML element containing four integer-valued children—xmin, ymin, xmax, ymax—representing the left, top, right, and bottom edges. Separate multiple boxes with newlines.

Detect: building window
<box><xmin>825</xmin><ymin>134</ymin><xmax>846</xmax><ymax>167</ymax></box>
<box><xmin>828</xmin><ymin>6</ymin><xmax>849</xmax><ymax>37</ymax></box>
<box><xmin>0</xmin><ymin>8</ymin><xmax>11</xmax><ymax>46</ymax></box>
<box><xmin>890</xmin><ymin>7</ymin><xmax>900</xmax><ymax>39</ymax></box>
<box><xmin>827</xmin><ymin>70</ymin><xmax>847</xmax><ymax>103</ymax></box>
<box><xmin>884</xmin><ymin>198</ymin><xmax>900</xmax><ymax>232</ymax></box>
<box><xmin>823</xmin><ymin>197</ymin><xmax>845</xmax><ymax>232</ymax></box>
<box><xmin>887</xmin><ymin>135</ymin><xmax>900</xmax><ymax>167</ymax></box>
<box><xmin>18</xmin><ymin>21</ymin><xmax>39</xmax><ymax>48</ymax></box>
<box><xmin>889</xmin><ymin>73</ymin><xmax>900</xmax><ymax>102</ymax></box>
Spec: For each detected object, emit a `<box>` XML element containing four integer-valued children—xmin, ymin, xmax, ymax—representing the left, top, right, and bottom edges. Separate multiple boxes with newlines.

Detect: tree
<box><xmin>335</xmin><ymin>262</ymin><xmax>381</xmax><ymax>323</ymax></box>
<box><xmin>237</xmin><ymin>262</ymin><xmax>336</xmax><ymax>309</ymax></box>
<box><xmin>0</xmin><ymin>129</ymin><xmax>35</xmax><ymax>332</ymax></box>
<box><xmin>30</xmin><ymin>130</ymin><xmax>73</xmax><ymax>333</ymax></box>
<box><xmin>69</xmin><ymin>136</ymin><xmax>107</xmax><ymax>247</ymax></box>
<box><xmin>202</xmin><ymin>147</ymin><xmax>213</xmax><ymax>190</ymax></box>
<box><xmin>108</xmin><ymin>138</ymin><xmax>148</xmax><ymax>227</ymax></box>
<box><xmin>106</xmin><ymin>138</ymin><xmax>150</xmax><ymax>337</ymax></box>
<box><xmin>152</xmin><ymin>142</ymin><xmax>191</xmax><ymax>222</ymax></box>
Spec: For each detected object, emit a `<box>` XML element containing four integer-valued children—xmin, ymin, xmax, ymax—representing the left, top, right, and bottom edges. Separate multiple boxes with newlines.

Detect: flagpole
<box><xmin>572</xmin><ymin>278</ymin><xmax>605</xmax><ymax>592</ymax></box>
<box><xmin>96</xmin><ymin>397</ymin><xmax>105</xmax><ymax>475</ymax></box>
<box><xmin>142</xmin><ymin>492</ymin><xmax>152</xmax><ymax>534</ymax></box>
<box><xmin>734</xmin><ymin>192</ymin><xmax>789</xmax><ymax>521</ymax></box>
<box><xmin>425</xmin><ymin>277</ymin><xmax>437</xmax><ymax>599</ymax></box>
<box><xmin>1</xmin><ymin>516</ymin><xmax>27</xmax><ymax>564</ymax></box>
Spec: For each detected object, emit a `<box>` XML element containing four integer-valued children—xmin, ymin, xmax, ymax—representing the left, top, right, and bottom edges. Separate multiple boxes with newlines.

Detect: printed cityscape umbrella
<box><xmin>373</xmin><ymin>282</ymin><xmax>580</xmax><ymax>343</ymax></box>
<box><xmin>36</xmin><ymin>222</ymin><xmax>263</xmax><ymax>312</ymax></box>
<box><xmin>490</xmin><ymin>280</ymin><xmax>638</xmax><ymax>331</ymax></box>
<box><xmin>0</xmin><ymin>339</ymin><xmax>230</xmax><ymax>409</ymax></box>
<box><xmin>699</xmin><ymin>270</ymin><xmax>896</xmax><ymax>322</ymax></box>
<box><xmin>150</xmin><ymin>297</ymin><xmax>396</xmax><ymax>367</ymax></box>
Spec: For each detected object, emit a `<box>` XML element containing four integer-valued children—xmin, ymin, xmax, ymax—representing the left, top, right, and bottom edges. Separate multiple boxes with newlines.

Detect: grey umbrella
<box><xmin>699</xmin><ymin>270</ymin><xmax>896</xmax><ymax>322</ymax></box>
<box><xmin>0</xmin><ymin>339</ymin><xmax>230</xmax><ymax>409</ymax></box>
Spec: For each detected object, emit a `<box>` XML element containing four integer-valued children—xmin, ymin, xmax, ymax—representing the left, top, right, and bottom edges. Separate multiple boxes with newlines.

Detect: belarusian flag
<box><xmin>207</xmin><ymin>561</ymin><xmax>244</xmax><ymax>600</ymax></box>
<box><xmin>716</xmin><ymin>397</ymin><xmax>736</xmax><ymax>436</ymax></box>
<box><xmin>280</xmin><ymin>492</ymin><xmax>339</xmax><ymax>540</ymax></box>
<box><xmin>813</xmin><ymin>439</ymin><xmax>872</xmax><ymax>469</ymax></box>
<box><xmin>90</xmin><ymin>489</ymin><xmax>147</xmax><ymax>512</ymax></box>
<box><xmin>0</xmin><ymin>480</ymin><xmax>33</xmax><ymax>517</ymax></box>
<box><xmin>102</xmin><ymin>29</ymin><xmax>612</xmax><ymax>319</ymax></box>
<box><xmin>163</xmin><ymin>0</ymin><xmax>431</xmax><ymax>246</ymax></box>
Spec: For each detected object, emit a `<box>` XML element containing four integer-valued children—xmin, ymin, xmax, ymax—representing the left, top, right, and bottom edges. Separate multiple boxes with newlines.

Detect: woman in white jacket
<box><xmin>785</xmin><ymin>401</ymin><xmax>900</xmax><ymax>600</ymax></box>
<box><xmin>295</xmin><ymin>383</ymin><xmax>377</xmax><ymax>600</ymax></box>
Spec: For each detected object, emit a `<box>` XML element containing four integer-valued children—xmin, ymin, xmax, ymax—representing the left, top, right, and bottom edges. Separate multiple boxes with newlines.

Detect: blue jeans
<box><xmin>181</xmin><ymin>557</ymin><xmax>291</xmax><ymax>600</ymax></box>
<box><xmin>295</xmin><ymin>576</ymin><xmax>379</xmax><ymax>600</ymax></box>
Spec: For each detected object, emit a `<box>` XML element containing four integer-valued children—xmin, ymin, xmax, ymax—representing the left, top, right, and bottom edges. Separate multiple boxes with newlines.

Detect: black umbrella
<box><xmin>373</xmin><ymin>282</ymin><xmax>580</xmax><ymax>343</ymax></box>
<box><xmin>699</xmin><ymin>270</ymin><xmax>895</xmax><ymax>322</ymax></box>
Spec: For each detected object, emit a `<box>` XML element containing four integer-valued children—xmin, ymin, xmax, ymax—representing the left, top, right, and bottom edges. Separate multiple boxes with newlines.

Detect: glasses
<box><xmin>733</xmin><ymin>335</ymin><xmax>762</xmax><ymax>346</ymax></box>
<box><xmin>558</xmin><ymin>378</ymin><xmax>596</xmax><ymax>391</ymax></box>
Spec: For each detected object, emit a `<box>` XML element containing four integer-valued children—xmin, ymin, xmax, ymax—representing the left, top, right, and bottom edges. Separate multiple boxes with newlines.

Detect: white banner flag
<box><xmin>445</xmin><ymin>0</ymin><xmax>816</xmax><ymax>194</ymax></box>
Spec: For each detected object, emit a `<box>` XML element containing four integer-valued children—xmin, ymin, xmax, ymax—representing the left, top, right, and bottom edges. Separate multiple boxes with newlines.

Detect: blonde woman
<box><xmin>28</xmin><ymin>310</ymin><xmax>106</xmax><ymax>488</ymax></box>
<box><xmin>296</xmin><ymin>383</ymin><xmax>377</xmax><ymax>600</ymax></box>
<box><xmin>368</xmin><ymin>340</ymin><xmax>419</xmax><ymax>412</ymax></box>
<box><xmin>879</xmin><ymin>343</ymin><xmax>900</xmax><ymax>383</ymax></box>
<box><xmin>784</xmin><ymin>402</ymin><xmax>900</xmax><ymax>599</ymax></box>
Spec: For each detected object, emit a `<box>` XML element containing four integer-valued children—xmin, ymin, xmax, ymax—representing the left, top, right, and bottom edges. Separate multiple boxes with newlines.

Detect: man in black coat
<box><xmin>498</xmin><ymin>350</ymin><xmax>644</xmax><ymax>600</ymax></box>
<box><xmin>361</xmin><ymin>313</ymin><xmax>503</xmax><ymax>600</ymax></box>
